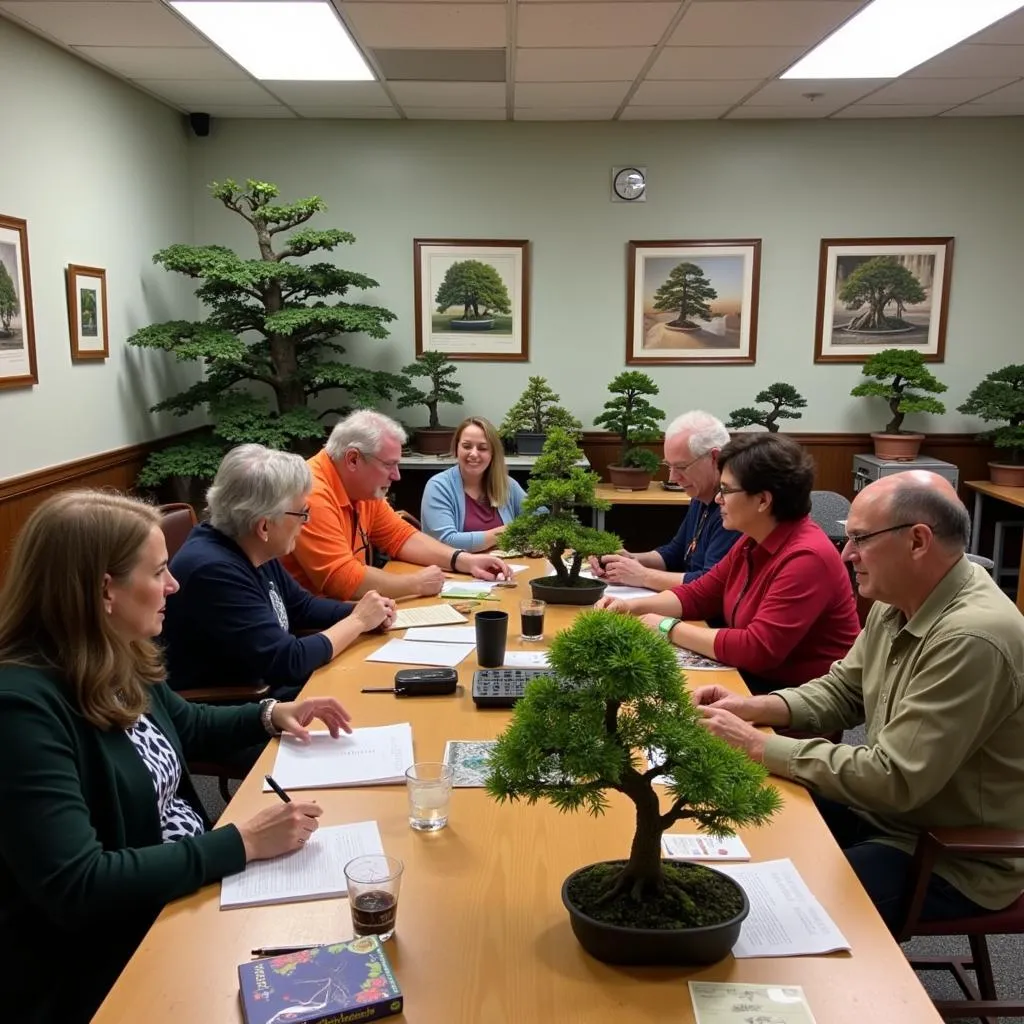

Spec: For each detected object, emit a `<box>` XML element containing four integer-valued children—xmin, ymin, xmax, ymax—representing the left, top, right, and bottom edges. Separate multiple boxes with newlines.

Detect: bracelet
<box><xmin>658</xmin><ymin>617</ymin><xmax>681</xmax><ymax>638</ymax></box>
<box><xmin>449</xmin><ymin>549</ymin><xmax>466</xmax><ymax>572</ymax></box>
<box><xmin>259</xmin><ymin>698</ymin><xmax>281</xmax><ymax>736</ymax></box>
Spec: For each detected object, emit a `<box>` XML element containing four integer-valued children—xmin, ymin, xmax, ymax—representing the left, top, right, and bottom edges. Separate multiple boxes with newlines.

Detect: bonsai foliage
<box><xmin>653</xmin><ymin>262</ymin><xmax>717</xmax><ymax>328</ymax></box>
<box><xmin>487</xmin><ymin>611</ymin><xmax>781</xmax><ymax>901</ymax></box>
<box><xmin>593</xmin><ymin>371</ymin><xmax>665</xmax><ymax>473</ymax></box>
<box><xmin>128</xmin><ymin>178</ymin><xmax>403</xmax><ymax>485</ymax></box>
<box><xmin>396</xmin><ymin>350</ymin><xmax>464</xmax><ymax>430</ymax></box>
<box><xmin>727</xmin><ymin>383</ymin><xmax>807</xmax><ymax>434</ymax></box>
<box><xmin>850</xmin><ymin>348</ymin><xmax>946</xmax><ymax>434</ymax></box>
<box><xmin>499</xmin><ymin>376</ymin><xmax>582</xmax><ymax>438</ymax></box>
<box><xmin>500</xmin><ymin>428</ymin><xmax>620</xmax><ymax>584</ymax></box>
<box><xmin>0</xmin><ymin>260</ymin><xmax>17</xmax><ymax>332</ymax></box>
<box><xmin>435</xmin><ymin>260</ymin><xmax>511</xmax><ymax>322</ymax></box>
<box><xmin>839</xmin><ymin>257</ymin><xmax>926</xmax><ymax>332</ymax></box>
<box><xmin>958</xmin><ymin>364</ymin><xmax>1024</xmax><ymax>464</ymax></box>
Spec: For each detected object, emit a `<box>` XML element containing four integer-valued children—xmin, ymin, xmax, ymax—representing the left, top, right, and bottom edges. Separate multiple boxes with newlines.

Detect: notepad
<box><xmin>662</xmin><ymin>833</ymin><xmax>750</xmax><ymax>861</ymax></box>
<box><xmin>366</xmin><ymin>638</ymin><xmax>475</xmax><ymax>667</ymax></box>
<box><xmin>390</xmin><ymin>603</ymin><xmax>467</xmax><ymax>629</ymax></box>
<box><xmin>220</xmin><ymin>821</ymin><xmax>385</xmax><ymax>909</ymax></box>
<box><xmin>264</xmin><ymin>724</ymin><xmax>415</xmax><ymax>790</ymax></box>
<box><xmin>403</xmin><ymin>626</ymin><xmax>477</xmax><ymax>644</ymax></box>
<box><xmin>441</xmin><ymin>580</ymin><xmax>497</xmax><ymax>596</ymax></box>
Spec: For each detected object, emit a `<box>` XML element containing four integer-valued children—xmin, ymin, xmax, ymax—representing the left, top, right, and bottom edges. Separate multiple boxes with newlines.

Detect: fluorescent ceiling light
<box><xmin>170</xmin><ymin>1</ymin><xmax>374</xmax><ymax>81</ymax></box>
<box><xmin>782</xmin><ymin>0</ymin><xmax>1024</xmax><ymax>79</ymax></box>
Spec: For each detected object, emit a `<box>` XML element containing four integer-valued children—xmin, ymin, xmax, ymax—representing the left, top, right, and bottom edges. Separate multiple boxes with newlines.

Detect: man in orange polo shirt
<box><xmin>284</xmin><ymin>410</ymin><xmax>510</xmax><ymax>600</ymax></box>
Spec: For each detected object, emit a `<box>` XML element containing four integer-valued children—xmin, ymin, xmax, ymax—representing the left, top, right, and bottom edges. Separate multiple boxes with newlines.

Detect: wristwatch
<box><xmin>658</xmin><ymin>617</ymin><xmax>681</xmax><ymax>638</ymax></box>
<box><xmin>259</xmin><ymin>698</ymin><xmax>282</xmax><ymax>736</ymax></box>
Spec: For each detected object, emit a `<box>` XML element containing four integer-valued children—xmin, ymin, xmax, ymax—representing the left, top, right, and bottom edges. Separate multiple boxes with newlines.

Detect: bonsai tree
<box><xmin>593</xmin><ymin>371</ymin><xmax>665</xmax><ymax>472</ymax></box>
<box><xmin>839</xmin><ymin>256</ymin><xmax>925</xmax><ymax>332</ymax></box>
<box><xmin>499</xmin><ymin>376</ymin><xmax>582</xmax><ymax>439</ymax></box>
<box><xmin>727</xmin><ymin>383</ymin><xmax>807</xmax><ymax>433</ymax></box>
<box><xmin>435</xmin><ymin>260</ymin><xmax>512</xmax><ymax>325</ymax></box>
<box><xmin>850</xmin><ymin>348</ymin><xmax>947</xmax><ymax>434</ymax></box>
<box><xmin>128</xmin><ymin>178</ymin><xmax>403</xmax><ymax>487</ymax></box>
<box><xmin>653</xmin><ymin>262</ymin><xmax>717</xmax><ymax>329</ymax></box>
<box><xmin>500</xmin><ymin>428</ymin><xmax>620</xmax><ymax>586</ymax></box>
<box><xmin>396</xmin><ymin>350</ymin><xmax>464</xmax><ymax>430</ymax></box>
<box><xmin>487</xmin><ymin>611</ymin><xmax>781</xmax><ymax>912</ymax></box>
<box><xmin>958</xmin><ymin>364</ymin><xmax>1024</xmax><ymax>464</ymax></box>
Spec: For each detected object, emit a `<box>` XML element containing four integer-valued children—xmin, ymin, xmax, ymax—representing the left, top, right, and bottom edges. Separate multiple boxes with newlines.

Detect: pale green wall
<box><xmin>190</xmin><ymin>116</ymin><xmax>1024</xmax><ymax>436</ymax></box>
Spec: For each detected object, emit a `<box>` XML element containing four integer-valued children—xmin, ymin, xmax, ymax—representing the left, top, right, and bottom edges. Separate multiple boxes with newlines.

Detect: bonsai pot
<box><xmin>414</xmin><ymin>428</ymin><xmax>455</xmax><ymax>456</ymax></box>
<box><xmin>561</xmin><ymin>861</ymin><xmax>750</xmax><ymax>966</ymax></box>
<box><xmin>871</xmin><ymin>432</ymin><xmax>924</xmax><ymax>461</ymax></box>
<box><xmin>530</xmin><ymin>575</ymin><xmax>606</xmax><ymax>606</ymax></box>
<box><xmin>607</xmin><ymin>465</ymin><xmax>653</xmax><ymax>491</ymax></box>
<box><xmin>988</xmin><ymin>462</ymin><xmax>1024</xmax><ymax>487</ymax></box>
<box><xmin>515</xmin><ymin>431</ymin><xmax>547</xmax><ymax>456</ymax></box>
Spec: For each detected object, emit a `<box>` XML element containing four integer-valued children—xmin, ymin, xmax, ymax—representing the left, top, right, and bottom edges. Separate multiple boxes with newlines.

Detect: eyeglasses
<box><xmin>359</xmin><ymin>451</ymin><xmax>402</xmax><ymax>473</ymax></box>
<box><xmin>283</xmin><ymin>507</ymin><xmax>311</xmax><ymax>524</ymax></box>
<box><xmin>715</xmin><ymin>483</ymin><xmax>746</xmax><ymax>499</ymax></box>
<box><xmin>843</xmin><ymin>522</ymin><xmax>935</xmax><ymax>549</ymax></box>
<box><xmin>660</xmin><ymin>451</ymin><xmax>709</xmax><ymax>474</ymax></box>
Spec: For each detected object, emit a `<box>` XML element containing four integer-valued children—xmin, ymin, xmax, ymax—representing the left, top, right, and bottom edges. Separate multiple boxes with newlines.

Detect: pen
<box><xmin>251</xmin><ymin>944</ymin><xmax>317</xmax><ymax>957</ymax></box>
<box><xmin>264</xmin><ymin>774</ymin><xmax>291</xmax><ymax>803</ymax></box>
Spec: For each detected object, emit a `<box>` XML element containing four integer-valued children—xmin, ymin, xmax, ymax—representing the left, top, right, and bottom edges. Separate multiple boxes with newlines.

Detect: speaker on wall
<box><xmin>188</xmin><ymin>112</ymin><xmax>211</xmax><ymax>138</ymax></box>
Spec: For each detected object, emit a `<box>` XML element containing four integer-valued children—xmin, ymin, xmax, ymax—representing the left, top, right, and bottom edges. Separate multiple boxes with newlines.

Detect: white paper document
<box><xmin>264</xmin><ymin>724</ymin><xmax>415</xmax><ymax>790</ymax></box>
<box><xmin>403</xmin><ymin>625</ymin><xmax>478</xmax><ymax>644</ymax></box>
<box><xmin>503</xmin><ymin>650</ymin><xmax>550</xmax><ymax>668</ymax></box>
<box><xmin>366</xmin><ymin>638</ymin><xmax>475</xmax><ymax>667</ymax></box>
<box><xmin>506</xmin><ymin>564</ymin><xmax>529</xmax><ymax>574</ymax></box>
<box><xmin>390</xmin><ymin>603</ymin><xmax>467</xmax><ymax>629</ymax></box>
<box><xmin>220</xmin><ymin>821</ymin><xmax>385</xmax><ymax>909</ymax></box>
<box><xmin>689</xmin><ymin>981</ymin><xmax>817</xmax><ymax>1024</ymax></box>
<box><xmin>441</xmin><ymin>580</ymin><xmax>497</xmax><ymax>596</ymax></box>
<box><xmin>715</xmin><ymin>859</ymin><xmax>851</xmax><ymax>958</ymax></box>
<box><xmin>662</xmin><ymin>833</ymin><xmax>751</xmax><ymax>861</ymax></box>
<box><xmin>604</xmin><ymin>584</ymin><xmax>659</xmax><ymax>600</ymax></box>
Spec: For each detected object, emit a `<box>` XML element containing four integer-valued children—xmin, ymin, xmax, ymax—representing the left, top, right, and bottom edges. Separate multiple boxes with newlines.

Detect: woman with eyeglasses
<box><xmin>596</xmin><ymin>433</ymin><xmax>861</xmax><ymax>694</ymax></box>
<box><xmin>163</xmin><ymin>444</ymin><xmax>395</xmax><ymax>703</ymax></box>
<box><xmin>421</xmin><ymin>416</ymin><xmax>526</xmax><ymax>551</ymax></box>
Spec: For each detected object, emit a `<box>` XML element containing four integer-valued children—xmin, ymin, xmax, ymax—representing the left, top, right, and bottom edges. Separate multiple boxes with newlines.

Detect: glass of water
<box><xmin>405</xmin><ymin>762</ymin><xmax>454</xmax><ymax>831</ymax></box>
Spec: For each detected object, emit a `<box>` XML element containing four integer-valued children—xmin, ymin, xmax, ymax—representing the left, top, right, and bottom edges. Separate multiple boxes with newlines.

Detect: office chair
<box><xmin>810</xmin><ymin>490</ymin><xmax>851</xmax><ymax>548</ymax></box>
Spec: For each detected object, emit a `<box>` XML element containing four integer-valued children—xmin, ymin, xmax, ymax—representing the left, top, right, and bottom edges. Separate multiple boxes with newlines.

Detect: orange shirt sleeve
<box><xmin>364</xmin><ymin>499</ymin><xmax>418</xmax><ymax>559</ymax></box>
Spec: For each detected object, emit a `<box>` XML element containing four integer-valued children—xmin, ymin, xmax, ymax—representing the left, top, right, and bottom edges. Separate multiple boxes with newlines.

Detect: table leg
<box><xmin>971</xmin><ymin>491</ymin><xmax>983</xmax><ymax>555</ymax></box>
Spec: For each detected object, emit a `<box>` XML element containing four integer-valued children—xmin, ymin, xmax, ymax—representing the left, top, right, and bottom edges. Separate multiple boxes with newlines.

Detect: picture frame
<box><xmin>626</xmin><ymin>239</ymin><xmax>761</xmax><ymax>365</ymax></box>
<box><xmin>0</xmin><ymin>214</ymin><xmax>38</xmax><ymax>389</ymax></box>
<box><xmin>814</xmin><ymin>237</ymin><xmax>954</xmax><ymax>363</ymax></box>
<box><xmin>413</xmin><ymin>238</ymin><xmax>529</xmax><ymax>361</ymax></box>
<box><xmin>66</xmin><ymin>264</ymin><xmax>110</xmax><ymax>360</ymax></box>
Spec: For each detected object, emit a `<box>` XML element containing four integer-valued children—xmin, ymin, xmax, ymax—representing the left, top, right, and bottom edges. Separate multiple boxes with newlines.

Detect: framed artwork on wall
<box><xmin>814</xmin><ymin>237</ymin><xmax>954</xmax><ymax>363</ymax></box>
<box><xmin>66</xmin><ymin>264</ymin><xmax>110</xmax><ymax>361</ymax></box>
<box><xmin>626</xmin><ymin>239</ymin><xmax>761</xmax><ymax>365</ymax></box>
<box><xmin>0</xmin><ymin>214</ymin><xmax>38</xmax><ymax>389</ymax></box>
<box><xmin>413</xmin><ymin>238</ymin><xmax>529</xmax><ymax>361</ymax></box>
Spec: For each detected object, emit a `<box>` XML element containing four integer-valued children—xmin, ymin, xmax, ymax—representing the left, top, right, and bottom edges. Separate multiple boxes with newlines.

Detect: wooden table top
<box><xmin>964</xmin><ymin>480</ymin><xmax>1024</xmax><ymax>507</ymax></box>
<box><xmin>92</xmin><ymin>559</ymin><xmax>940</xmax><ymax>1024</ymax></box>
<box><xmin>595</xmin><ymin>482</ymin><xmax>693</xmax><ymax>507</ymax></box>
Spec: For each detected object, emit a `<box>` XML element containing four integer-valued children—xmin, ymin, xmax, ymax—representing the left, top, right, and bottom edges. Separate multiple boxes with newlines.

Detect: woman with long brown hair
<box><xmin>0</xmin><ymin>490</ymin><xmax>353</xmax><ymax>1024</ymax></box>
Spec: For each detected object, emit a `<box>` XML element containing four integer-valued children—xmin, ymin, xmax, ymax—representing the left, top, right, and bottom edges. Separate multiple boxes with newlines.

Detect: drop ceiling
<box><xmin>3</xmin><ymin>0</ymin><xmax>1024</xmax><ymax>120</ymax></box>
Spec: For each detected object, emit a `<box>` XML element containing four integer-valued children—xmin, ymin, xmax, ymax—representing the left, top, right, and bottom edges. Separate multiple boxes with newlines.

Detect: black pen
<box><xmin>251</xmin><ymin>944</ymin><xmax>317</xmax><ymax>958</ymax></box>
<box><xmin>264</xmin><ymin>774</ymin><xmax>291</xmax><ymax>803</ymax></box>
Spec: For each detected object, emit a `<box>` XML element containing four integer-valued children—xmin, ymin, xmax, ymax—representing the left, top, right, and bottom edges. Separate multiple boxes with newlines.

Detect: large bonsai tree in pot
<box><xmin>727</xmin><ymin>383</ymin><xmax>807</xmax><ymax>434</ymax></box>
<box><xmin>487</xmin><ymin>611</ymin><xmax>781</xmax><ymax>965</ymax></box>
<box><xmin>499</xmin><ymin>376</ymin><xmax>582</xmax><ymax>455</ymax></box>
<box><xmin>958</xmin><ymin>364</ymin><xmax>1024</xmax><ymax>487</ymax></box>
<box><xmin>850</xmin><ymin>348</ymin><xmax>947</xmax><ymax>461</ymax></box>
<box><xmin>593</xmin><ymin>371</ymin><xmax>665</xmax><ymax>491</ymax></box>
<box><xmin>396</xmin><ymin>350</ymin><xmax>464</xmax><ymax>455</ymax></box>
<box><xmin>128</xmin><ymin>178</ymin><xmax>403</xmax><ymax>495</ymax></box>
<box><xmin>500</xmin><ymin>428</ymin><xmax>620</xmax><ymax>605</ymax></box>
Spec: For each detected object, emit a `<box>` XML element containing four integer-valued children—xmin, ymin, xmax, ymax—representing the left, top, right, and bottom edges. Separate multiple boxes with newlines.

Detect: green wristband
<box><xmin>658</xmin><ymin>617</ymin><xmax>680</xmax><ymax>637</ymax></box>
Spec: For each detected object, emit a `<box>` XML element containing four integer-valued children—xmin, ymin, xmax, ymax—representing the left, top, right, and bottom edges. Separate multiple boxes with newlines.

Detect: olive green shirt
<box><xmin>763</xmin><ymin>557</ymin><xmax>1024</xmax><ymax>910</ymax></box>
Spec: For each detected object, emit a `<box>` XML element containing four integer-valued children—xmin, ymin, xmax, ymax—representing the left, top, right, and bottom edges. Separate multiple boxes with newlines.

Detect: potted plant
<box><xmin>500</xmin><ymin>429</ymin><xmax>620</xmax><ymax>605</ymax></box>
<box><xmin>396</xmin><ymin>351</ymin><xmax>464</xmax><ymax>455</ymax></box>
<box><xmin>593</xmin><ymin>371</ymin><xmax>666</xmax><ymax>491</ymax></box>
<box><xmin>499</xmin><ymin>376</ymin><xmax>582</xmax><ymax>455</ymax></box>
<box><xmin>727</xmin><ymin>383</ymin><xmax>807</xmax><ymax>433</ymax></box>
<box><xmin>487</xmin><ymin>611</ymin><xmax>781</xmax><ymax>965</ymax></box>
<box><xmin>958</xmin><ymin>364</ymin><xmax>1024</xmax><ymax>487</ymax></box>
<box><xmin>850</xmin><ymin>348</ymin><xmax>947</xmax><ymax>461</ymax></box>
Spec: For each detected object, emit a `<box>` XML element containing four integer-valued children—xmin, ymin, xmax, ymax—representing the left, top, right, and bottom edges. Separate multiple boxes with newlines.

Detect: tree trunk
<box><xmin>886</xmin><ymin>396</ymin><xmax>905</xmax><ymax>435</ymax></box>
<box><xmin>547</xmin><ymin>542</ymin><xmax>570</xmax><ymax>585</ymax></box>
<box><xmin>427</xmin><ymin>400</ymin><xmax>439</xmax><ymax>429</ymax></box>
<box><xmin>619</xmin><ymin>785</ymin><xmax>664</xmax><ymax>899</ymax></box>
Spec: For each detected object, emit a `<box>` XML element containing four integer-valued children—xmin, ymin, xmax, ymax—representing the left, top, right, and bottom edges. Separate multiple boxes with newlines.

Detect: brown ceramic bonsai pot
<box><xmin>607</xmin><ymin>465</ymin><xmax>653</xmax><ymax>491</ymax></box>
<box><xmin>871</xmin><ymin>432</ymin><xmax>924</xmax><ymax>461</ymax></box>
<box><xmin>988</xmin><ymin>462</ymin><xmax>1024</xmax><ymax>487</ymax></box>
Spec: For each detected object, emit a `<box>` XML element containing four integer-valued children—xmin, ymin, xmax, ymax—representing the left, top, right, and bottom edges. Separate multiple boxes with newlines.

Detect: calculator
<box><xmin>471</xmin><ymin>668</ymin><xmax>552</xmax><ymax>708</ymax></box>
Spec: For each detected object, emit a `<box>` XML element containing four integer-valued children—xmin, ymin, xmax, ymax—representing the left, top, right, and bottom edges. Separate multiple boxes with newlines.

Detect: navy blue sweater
<box><xmin>164</xmin><ymin>524</ymin><xmax>354</xmax><ymax>698</ymax></box>
<box><xmin>655</xmin><ymin>499</ymin><xmax>741</xmax><ymax>583</ymax></box>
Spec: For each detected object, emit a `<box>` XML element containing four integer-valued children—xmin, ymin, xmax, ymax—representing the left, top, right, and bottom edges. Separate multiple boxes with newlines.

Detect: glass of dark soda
<box><xmin>344</xmin><ymin>855</ymin><xmax>403</xmax><ymax>942</ymax></box>
<box><xmin>520</xmin><ymin>599</ymin><xmax>545</xmax><ymax>642</ymax></box>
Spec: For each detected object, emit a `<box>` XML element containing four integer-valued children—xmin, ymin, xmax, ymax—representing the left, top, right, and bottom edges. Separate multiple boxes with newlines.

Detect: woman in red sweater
<box><xmin>596</xmin><ymin>433</ymin><xmax>860</xmax><ymax>693</ymax></box>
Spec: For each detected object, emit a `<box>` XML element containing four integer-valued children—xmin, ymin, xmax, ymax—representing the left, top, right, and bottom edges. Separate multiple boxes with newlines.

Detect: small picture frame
<box><xmin>0</xmin><ymin>213</ymin><xmax>38</xmax><ymax>389</ymax></box>
<box><xmin>67</xmin><ymin>264</ymin><xmax>109</xmax><ymax>360</ymax></box>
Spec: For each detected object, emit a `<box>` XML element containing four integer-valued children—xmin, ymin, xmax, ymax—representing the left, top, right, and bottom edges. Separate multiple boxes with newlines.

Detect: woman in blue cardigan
<box><xmin>421</xmin><ymin>416</ymin><xmax>526</xmax><ymax>551</ymax></box>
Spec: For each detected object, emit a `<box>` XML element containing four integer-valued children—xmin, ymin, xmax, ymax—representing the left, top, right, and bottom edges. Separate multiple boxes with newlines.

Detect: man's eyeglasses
<box><xmin>715</xmin><ymin>483</ymin><xmax>746</xmax><ymax>499</ymax></box>
<box><xmin>843</xmin><ymin>522</ymin><xmax>935</xmax><ymax>549</ymax></box>
<box><xmin>283</xmin><ymin>507</ymin><xmax>311</xmax><ymax>524</ymax></box>
<box><xmin>358</xmin><ymin>451</ymin><xmax>402</xmax><ymax>473</ymax></box>
<box><xmin>660</xmin><ymin>451</ymin><xmax>709</xmax><ymax>475</ymax></box>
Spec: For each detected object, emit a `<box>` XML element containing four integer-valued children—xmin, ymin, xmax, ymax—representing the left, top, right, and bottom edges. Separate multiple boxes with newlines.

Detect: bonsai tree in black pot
<box><xmin>500</xmin><ymin>428</ymin><xmax>620</xmax><ymax>604</ymax></box>
<box><xmin>593</xmin><ymin>371</ymin><xmax>665</xmax><ymax>491</ymax></box>
<box><xmin>727</xmin><ymin>383</ymin><xmax>807</xmax><ymax>434</ymax></box>
<box><xmin>396</xmin><ymin>350</ymin><xmax>464</xmax><ymax>455</ymax></box>
<box><xmin>487</xmin><ymin>611</ymin><xmax>781</xmax><ymax>965</ymax></box>
<box><xmin>958</xmin><ymin>364</ymin><xmax>1024</xmax><ymax>487</ymax></box>
<box><xmin>850</xmin><ymin>348</ymin><xmax>946</xmax><ymax>461</ymax></box>
<box><xmin>499</xmin><ymin>376</ymin><xmax>582</xmax><ymax>455</ymax></box>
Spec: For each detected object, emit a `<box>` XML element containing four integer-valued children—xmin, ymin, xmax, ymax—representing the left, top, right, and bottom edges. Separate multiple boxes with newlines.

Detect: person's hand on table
<box><xmin>237</xmin><ymin>802</ymin><xmax>323</xmax><ymax>861</ymax></box>
<box><xmin>352</xmin><ymin>590</ymin><xmax>396</xmax><ymax>632</ymax></box>
<box><xmin>412</xmin><ymin>565</ymin><xmax>445</xmax><ymax>596</ymax></box>
<box><xmin>698</xmin><ymin>706</ymin><xmax>767</xmax><ymax>763</ymax></box>
<box><xmin>594</xmin><ymin>596</ymin><xmax>633</xmax><ymax>614</ymax></box>
<box><xmin>271</xmin><ymin>696</ymin><xmax>353</xmax><ymax>742</ymax></box>
<box><xmin>464</xmin><ymin>552</ymin><xmax>511</xmax><ymax>581</ymax></box>
<box><xmin>637</xmin><ymin>612</ymin><xmax>667</xmax><ymax>634</ymax></box>
<box><xmin>690</xmin><ymin>685</ymin><xmax>756</xmax><ymax>719</ymax></box>
<box><xmin>602</xmin><ymin>554</ymin><xmax>648</xmax><ymax>588</ymax></box>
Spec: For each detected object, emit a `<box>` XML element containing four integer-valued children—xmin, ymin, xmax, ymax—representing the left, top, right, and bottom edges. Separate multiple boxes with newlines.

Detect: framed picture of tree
<box><xmin>66</xmin><ymin>264</ymin><xmax>109</xmax><ymax>361</ymax></box>
<box><xmin>814</xmin><ymin>237</ymin><xmax>954</xmax><ymax>363</ymax></box>
<box><xmin>413</xmin><ymin>239</ymin><xmax>529</xmax><ymax>361</ymax></box>
<box><xmin>0</xmin><ymin>214</ymin><xmax>38</xmax><ymax>389</ymax></box>
<box><xmin>627</xmin><ymin>240</ymin><xmax>761</xmax><ymax>365</ymax></box>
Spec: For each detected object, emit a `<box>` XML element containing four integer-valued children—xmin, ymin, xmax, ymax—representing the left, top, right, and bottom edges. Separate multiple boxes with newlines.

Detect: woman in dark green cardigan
<box><xmin>0</xmin><ymin>490</ymin><xmax>355</xmax><ymax>1024</ymax></box>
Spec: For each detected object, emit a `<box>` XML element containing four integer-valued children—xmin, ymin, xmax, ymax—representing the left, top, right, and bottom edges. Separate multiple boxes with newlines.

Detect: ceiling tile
<box><xmin>294</xmin><ymin>106</ymin><xmax>401</xmax><ymax>119</ymax></box>
<box><xmin>340</xmin><ymin>3</ymin><xmax>505</xmax><ymax>48</ymax></box>
<box><xmin>970</xmin><ymin>8</ymin><xmax>1024</xmax><ymax>45</ymax></box>
<box><xmin>518</xmin><ymin>3</ymin><xmax>678</xmax><ymax>48</ymax></box>
<box><xmin>514</xmin><ymin>106</ymin><xmax>616</xmax><ymax>120</ymax></box>
<box><xmin>742</xmin><ymin>77</ymin><xmax>878</xmax><ymax>111</ymax></box>
<box><xmin>390</xmin><ymin>81</ymin><xmax>506</xmax><ymax>105</ymax></box>
<box><xmin>0</xmin><ymin>1</ymin><xmax>205</xmax><ymax>46</ymax></box>
<box><xmin>73</xmin><ymin>44</ymin><xmax>247</xmax><ymax>80</ymax></box>
<box><xmin>199</xmin><ymin>105</ymin><xmax>296</xmax><ymax>119</ymax></box>
<box><xmin>620</xmin><ymin>104</ymin><xmax>727</xmax><ymax>120</ymax></box>
<box><xmin>909</xmin><ymin>44</ymin><xmax>1024</xmax><ymax>79</ymax></box>
<box><xmin>260</xmin><ymin>81</ymin><xmax>391</xmax><ymax>105</ymax></box>
<box><xmin>514</xmin><ymin>81</ymin><xmax>629</xmax><ymax>105</ymax></box>
<box><xmin>631</xmin><ymin>79</ymin><xmax>760</xmax><ymax>105</ymax></box>
<box><xmin>373</xmin><ymin>48</ymin><xmax>505</xmax><ymax>82</ymax></box>
<box><xmin>867</xmin><ymin>77</ymin><xmax>1017</xmax><ymax>104</ymax></box>
<box><xmin>726</xmin><ymin>104</ymin><xmax>832</xmax><ymax>118</ymax></box>
<box><xmin>649</xmin><ymin>45</ymin><xmax>801</xmax><ymax>80</ymax></box>
<box><xmin>515</xmin><ymin>47</ymin><xmax>652</xmax><ymax>82</ymax></box>
<box><xmin>966</xmin><ymin>78</ymin><xmax>1024</xmax><ymax>103</ymax></box>
<box><xmin>942</xmin><ymin>103</ymin><xmax>1024</xmax><ymax>116</ymax></box>
<box><xmin>405</xmin><ymin>107</ymin><xmax>506</xmax><ymax>119</ymax></box>
<box><xmin>832</xmin><ymin>103</ymin><xmax>952</xmax><ymax>118</ymax></box>
<box><xmin>134</xmin><ymin>78</ymin><xmax>279</xmax><ymax>106</ymax></box>
<box><xmin>670</xmin><ymin>1</ymin><xmax>860</xmax><ymax>47</ymax></box>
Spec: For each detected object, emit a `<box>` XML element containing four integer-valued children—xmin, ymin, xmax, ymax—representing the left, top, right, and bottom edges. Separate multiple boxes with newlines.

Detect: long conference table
<box><xmin>93</xmin><ymin>559</ymin><xmax>942</xmax><ymax>1024</ymax></box>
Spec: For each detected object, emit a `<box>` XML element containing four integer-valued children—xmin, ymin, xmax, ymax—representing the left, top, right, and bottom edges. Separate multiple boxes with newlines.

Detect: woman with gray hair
<box><xmin>163</xmin><ymin>444</ymin><xmax>395</xmax><ymax>701</ymax></box>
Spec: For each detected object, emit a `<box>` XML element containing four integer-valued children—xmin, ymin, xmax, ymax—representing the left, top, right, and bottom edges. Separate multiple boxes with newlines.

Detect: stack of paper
<box><xmin>366</xmin><ymin>638</ymin><xmax>474</xmax><ymax>667</ymax></box>
<box><xmin>403</xmin><ymin>626</ymin><xmax>476</xmax><ymax>644</ymax></box>
<box><xmin>662</xmin><ymin>833</ymin><xmax>750</xmax><ymax>861</ymax></box>
<box><xmin>390</xmin><ymin>603</ymin><xmax>467</xmax><ymax>629</ymax></box>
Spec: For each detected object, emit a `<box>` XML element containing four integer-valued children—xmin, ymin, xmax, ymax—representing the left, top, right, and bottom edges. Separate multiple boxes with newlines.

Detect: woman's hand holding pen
<box><xmin>271</xmin><ymin>696</ymin><xmax>353</xmax><ymax>743</ymax></box>
<box><xmin>238</xmin><ymin>801</ymin><xmax>322</xmax><ymax>862</ymax></box>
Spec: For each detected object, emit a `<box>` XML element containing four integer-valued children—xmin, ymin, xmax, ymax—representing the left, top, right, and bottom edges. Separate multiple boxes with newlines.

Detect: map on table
<box><xmin>443</xmin><ymin>740</ymin><xmax>498</xmax><ymax>787</ymax></box>
<box><xmin>675</xmin><ymin>647</ymin><xmax>725</xmax><ymax>671</ymax></box>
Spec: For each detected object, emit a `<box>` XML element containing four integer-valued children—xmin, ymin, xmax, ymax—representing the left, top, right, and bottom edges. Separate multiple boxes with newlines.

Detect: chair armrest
<box><xmin>176</xmin><ymin>685</ymin><xmax>270</xmax><ymax>704</ymax></box>
<box><xmin>924</xmin><ymin>827</ymin><xmax>1024</xmax><ymax>858</ymax></box>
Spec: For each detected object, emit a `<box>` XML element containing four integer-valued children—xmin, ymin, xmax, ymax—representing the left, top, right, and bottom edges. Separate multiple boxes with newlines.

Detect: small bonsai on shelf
<box><xmin>850</xmin><ymin>348</ymin><xmax>947</xmax><ymax>435</ymax></box>
<box><xmin>958</xmin><ymin>365</ymin><xmax>1024</xmax><ymax>483</ymax></box>
<box><xmin>727</xmin><ymin>383</ymin><xmax>807</xmax><ymax>433</ymax></box>
<box><xmin>487</xmin><ymin>611</ymin><xmax>781</xmax><ymax>962</ymax></box>
<box><xmin>499</xmin><ymin>376</ymin><xmax>582</xmax><ymax>450</ymax></box>
<box><xmin>395</xmin><ymin>352</ymin><xmax>464</xmax><ymax>457</ymax></box>
<box><xmin>593</xmin><ymin>371</ymin><xmax>665</xmax><ymax>479</ymax></box>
